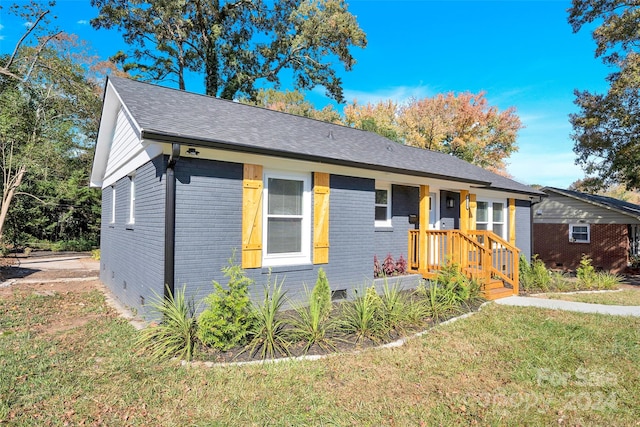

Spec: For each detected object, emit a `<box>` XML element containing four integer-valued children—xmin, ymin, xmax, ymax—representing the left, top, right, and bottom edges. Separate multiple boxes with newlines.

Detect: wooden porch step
<box><xmin>482</xmin><ymin>286</ymin><xmax>515</xmax><ymax>300</ymax></box>
<box><xmin>483</xmin><ymin>279</ymin><xmax>504</xmax><ymax>290</ymax></box>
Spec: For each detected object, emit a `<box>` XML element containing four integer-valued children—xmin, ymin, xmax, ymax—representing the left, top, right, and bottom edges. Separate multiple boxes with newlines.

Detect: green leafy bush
<box><xmin>577</xmin><ymin>255</ymin><xmax>597</xmax><ymax>288</ymax></box>
<box><xmin>379</xmin><ymin>279</ymin><xmax>416</xmax><ymax>332</ymax></box>
<box><xmin>435</xmin><ymin>261</ymin><xmax>471</xmax><ymax>302</ymax></box>
<box><xmin>197</xmin><ymin>257</ymin><xmax>254</xmax><ymax>351</ymax></box>
<box><xmin>50</xmin><ymin>238</ymin><xmax>96</xmax><ymax>252</ymax></box>
<box><xmin>519</xmin><ymin>255</ymin><xmax>552</xmax><ymax>292</ymax></box>
<box><xmin>417</xmin><ymin>281</ymin><xmax>463</xmax><ymax>323</ymax></box>
<box><xmin>137</xmin><ymin>285</ymin><xmax>199</xmax><ymax>361</ymax></box>
<box><xmin>91</xmin><ymin>249</ymin><xmax>100</xmax><ymax>260</ymax></box>
<box><xmin>246</xmin><ymin>276</ymin><xmax>290</xmax><ymax>359</ymax></box>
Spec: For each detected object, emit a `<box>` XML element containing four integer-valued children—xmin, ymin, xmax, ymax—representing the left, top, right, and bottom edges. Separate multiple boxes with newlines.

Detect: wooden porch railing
<box><xmin>408</xmin><ymin>229</ymin><xmax>519</xmax><ymax>293</ymax></box>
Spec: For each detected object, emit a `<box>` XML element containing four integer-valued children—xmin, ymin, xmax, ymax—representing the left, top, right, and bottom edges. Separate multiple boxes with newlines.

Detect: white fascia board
<box><xmin>90</xmin><ymin>79</ymin><xmax>144</xmax><ymax>188</ymax></box>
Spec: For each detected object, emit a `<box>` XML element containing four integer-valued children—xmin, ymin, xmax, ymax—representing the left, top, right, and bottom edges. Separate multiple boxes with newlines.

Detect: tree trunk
<box><xmin>0</xmin><ymin>164</ymin><xmax>26</xmax><ymax>244</ymax></box>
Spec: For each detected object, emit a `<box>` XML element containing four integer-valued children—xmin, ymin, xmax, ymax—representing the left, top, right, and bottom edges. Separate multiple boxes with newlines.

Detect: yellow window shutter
<box><xmin>313</xmin><ymin>172</ymin><xmax>330</xmax><ymax>264</ymax></box>
<box><xmin>242</xmin><ymin>164</ymin><xmax>263</xmax><ymax>269</ymax></box>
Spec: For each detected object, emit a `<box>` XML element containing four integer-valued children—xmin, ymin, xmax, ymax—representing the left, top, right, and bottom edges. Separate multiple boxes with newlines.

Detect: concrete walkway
<box><xmin>495</xmin><ymin>296</ymin><xmax>640</xmax><ymax>317</ymax></box>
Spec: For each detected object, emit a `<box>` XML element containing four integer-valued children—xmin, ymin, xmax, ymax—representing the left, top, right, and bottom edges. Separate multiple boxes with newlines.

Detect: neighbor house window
<box><xmin>128</xmin><ymin>175</ymin><xmax>135</xmax><ymax>224</ymax></box>
<box><xmin>476</xmin><ymin>200</ymin><xmax>506</xmax><ymax>238</ymax></box>
<box><xmin>375</xmin><ymin>184</ymin><xmax>391</xmax><ymax>227</ymax></box>
<box><xmin>111</xmin><ymin>186</ymin><xmax>116</xmax><ymax>223</ymax></box>
<box><xmin>570</xmin><ymin>224</ymin><xmax>590</xmax><ymax>243</ymax></box>
<box><xmin>263</xmin><ymin>171</ymin><xmax>311</xmax><ymax>266</ymax></box>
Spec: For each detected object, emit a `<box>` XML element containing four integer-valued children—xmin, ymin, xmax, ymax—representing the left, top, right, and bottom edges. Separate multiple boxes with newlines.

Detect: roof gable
<box><xmin>94</xmin><ymin>77</ymin><xmax>542</xmax><ymax>196</ymax></box>
<box><xmin>542</xmin><ymin>187</ymin><xmax>640</xmax><ymax>221</ymax></box>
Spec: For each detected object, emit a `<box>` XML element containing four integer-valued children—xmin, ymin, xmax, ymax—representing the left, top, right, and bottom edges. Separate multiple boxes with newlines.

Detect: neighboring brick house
<box><xmin>90</xmin><ymin>77</ymin><xmax>542</xmax><ymax>317</ymax></box>
<box><xmin>533</xmin><ymin>187</ymin><xmax>640</xmax><ymax>273</ymax></box>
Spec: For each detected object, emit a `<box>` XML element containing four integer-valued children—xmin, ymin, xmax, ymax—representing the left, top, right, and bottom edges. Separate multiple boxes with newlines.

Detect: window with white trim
<box><xmin>375</xmin><ymin>184</ymin><xmax>391</xmax><ymax>227</ymax></box>
<box><xmin>263</xmin><ymin>171</ymin><xmax>311</xmax><ymax>266</ymax></box>
<box><xmin>476</xmin><ymin>200</ymin><xmax>506</xmax><ymax>238</ymax></box>
<box><xmin>111</xmin><ymin>186</ymin><xmax>116</xmax><ymax>223</ymax></box>
<box><xmin>128</xmin><ymin>175</ymin><xmax>135</xmax><ymax>224</ymax></box>
<box><xmin>569</xmin><ymin>224</ymin><xmax>590</xmax><ymax>243</ymax></box>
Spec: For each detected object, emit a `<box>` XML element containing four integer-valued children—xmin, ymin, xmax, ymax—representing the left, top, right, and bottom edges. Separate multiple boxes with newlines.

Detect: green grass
<box><xmin>546</xmin><ymin>289</ymin><xmax>640</xmax><ymax>306</ymax></box>
<box><xmin>1</xmin><ymin>289</ymin><xmax>639</xmax><ymax>425</ymax></box>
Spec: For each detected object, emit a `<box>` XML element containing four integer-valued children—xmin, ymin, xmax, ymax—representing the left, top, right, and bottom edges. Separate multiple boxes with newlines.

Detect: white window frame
<box><xmin>569</xmin><ymin>223</ymin><xmax>590</xmax><ymax>243</ymax></box>
<box><xmin>375</xmin><ymin>183</ymin><xmax>392</xmax><ymax>227</ymax></box>
<box><xmin>128</xmin><ymin>175</ymin><xmax>135</xmax><ymax>224</ymax></box>
<box><xmin>476</xmin><ymin>199</ymin><xmax>507</xmax><ymax>239</ymax></box>
<box><xmin>262</xmin><ymin>170</ymin><xmax>311</xmax><ymax>267</ymax></box>
<box><xmin>111</xmin><ymin>186</ymin><xmax>116</xmax><ymax>223</ymax></box>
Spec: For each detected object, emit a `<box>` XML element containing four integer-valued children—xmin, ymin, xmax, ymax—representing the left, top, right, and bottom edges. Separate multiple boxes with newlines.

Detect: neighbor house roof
<box><xmin>542</xmin><ymin>187</ymin><xmax>640</xmax><ymax>220</ymax></box>
<box><xmin>99</xmin><ymin>76</ymin><xmax>542</xmax><ymax>196</ymax></box>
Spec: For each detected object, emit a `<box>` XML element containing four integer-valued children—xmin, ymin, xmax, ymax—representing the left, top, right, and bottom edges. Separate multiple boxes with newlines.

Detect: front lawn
<box><xmin>1</xmin><ymin>281</ymin><xmax>638</xmax><ymax>425</ymax></box>
<box><xmin>545</xmin><ymin>289</ymin><xmax>640</xmax><ymax>306</ymax></box>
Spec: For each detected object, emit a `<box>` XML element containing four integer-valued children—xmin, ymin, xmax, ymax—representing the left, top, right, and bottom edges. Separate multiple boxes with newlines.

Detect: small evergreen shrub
<box><xmin>197</xmin><ymin>257</ymin><xmax>254</xmax><ymax>351</ymax></box>
<box><xmin>311</xmin><ymin>268</ymin><xmax>332</xmax><ymax>321</ymax></box>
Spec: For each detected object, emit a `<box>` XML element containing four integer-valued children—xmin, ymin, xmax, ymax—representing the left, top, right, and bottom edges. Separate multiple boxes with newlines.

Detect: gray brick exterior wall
<box><xmin>173</xmin><ymin>157</ymin><xmax>244</xmax><ymax>306</ymax></box>
<box><xmin>99</xmin><ymin>155</ymin><xmax>532</xmax><ymax>315</ymax></box>
<box><xmin>100</xmin><ymin>156</ymin><xmax>166</xmax><ymax>318</ymax></box>
<box><xmin>374</xmin><ymin>185</ymin><xmax>418</xmax><ymax>263</ymax></box>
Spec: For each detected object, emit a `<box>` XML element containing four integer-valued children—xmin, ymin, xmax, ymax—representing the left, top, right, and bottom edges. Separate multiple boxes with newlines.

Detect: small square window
<box><xmin>569</xmin><ymin>224</ymin><xmax>590</xmax><ymax>243</ymax></box>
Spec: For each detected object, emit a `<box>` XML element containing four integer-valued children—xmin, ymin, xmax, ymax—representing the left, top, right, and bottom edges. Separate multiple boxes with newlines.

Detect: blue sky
<box><xmin>0</xmin><ymin>0</ymin><xmax>611</xmax><ymax>188</ymax></box>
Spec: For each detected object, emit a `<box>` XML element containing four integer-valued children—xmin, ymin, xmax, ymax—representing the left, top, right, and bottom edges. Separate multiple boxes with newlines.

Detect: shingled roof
<box><xmin>106</xmin><ymin>76</ymin><xmax>542</xmax><ymax>196</ymax></box>
<box><xmin>542</xmin><ymin>187</ymin><xmax>640</xmax><ymax>220</ymax></box>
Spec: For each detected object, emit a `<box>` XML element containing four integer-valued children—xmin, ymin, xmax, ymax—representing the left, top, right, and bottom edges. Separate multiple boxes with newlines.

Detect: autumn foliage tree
<box><xmin>343</xmin><ymin>92</ymin><xmax>521</xmax><ymax>173</ymax></box>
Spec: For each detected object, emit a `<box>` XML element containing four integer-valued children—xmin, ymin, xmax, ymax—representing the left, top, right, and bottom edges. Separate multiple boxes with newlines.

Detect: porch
<box><xmin>408</xmin><ymin>229</ymin><xmax>520</xmax><ymax>300</ymax></box>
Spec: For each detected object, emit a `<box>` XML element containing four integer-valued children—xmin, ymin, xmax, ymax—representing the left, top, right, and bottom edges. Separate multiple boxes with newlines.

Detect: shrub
<box><xmin>419</xmin><ymin>281</ymin><xmax>462</xmax><ymax>324</ymax></box>
<box><xmin>91</xmin><ymin>249</ymin><xmax>101</xmax><ymax>260</ymax></box>
<box><xmin>246</xmin><ymin>276</ymin><xmax>290</xmax><ymax>359</ymax></box>
<box><xmin>312</xmin><ymin>268</ymin><xmax>332</xmax><ymax>322</ymax></box>
<box><xmin>379</xmin><ymin>279</ymin><xmax>414</xmax><ymax>332</ymax></box>
<box><xmin>197</xmin><ymin>257</ymin><xmax>254</xmax><ymax>351</ymax></box>
<box><xmin>338</xmin><ymin>285</ymin><xmax>385</xmax><ymax>343</ymax></box>
<box><xmin>595</xmin><ymin>272</ymin><xmax>623</xmax><ymax>290</ymax></box>
<box><xmin>137</xmin><ymin>285</ymin><xmax>199</xmax><ymax>361</ymax></box>
<box><xmin>290</xmin><ymin>285</ymin><xmax>336</xmax><ymax>353</ymax></box>
<box><xmin>374</xmin><ymin>254</ymin><xmax>409</xmax><ymax>277</ymax></box>
<box><xmin>577</xmin><ymin>255</ymin><xmax>597</xmax><ymax>288</ymax></box>
<box><xmin>382</xmin><ymin>254</ymin><xmax>396</xmax><ymax>277</ymax></box>
<box><xmin>519</xmin><ymin>255</ymin><xmax>551</xmax><ymax>293</ymax></box>
<box><xmin>395</xmin><ymin>255</ymin><xmax>407</xmax><ymax>275</ymax></box>
<box><xmin>374</xmin><ymin>255</ymin><xmax>382</xmax><ymax>278</ymax></box>
<box><xmin>435</xmin><ymin>261</ymin><xmax>471</xmax><ymax>302</ymax></box>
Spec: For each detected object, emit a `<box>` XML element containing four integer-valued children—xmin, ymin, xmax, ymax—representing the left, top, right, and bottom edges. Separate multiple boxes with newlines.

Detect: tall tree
<box><xmin>343</xmin><ymin>99</ymin><xmax>402</xmax><ymax>142</ymax></box>
<box><xmin>91</xmin><ymin>0</ymin><xmax>367</xmax><ymax>102</ymax></box>
<box><xmin>0</xmin><ymin>2</ymin><xmax>103</xmax><ymax>246</ymax></box>
<box><xmin>342</xmin><ymin>93</ymin><xmax>521</xmax><ymax>173</ymax></box>
<box><xmin>569</xmin><ymin>0</ymin><xmax>640</xmax><ymax>190</ymax></box>
<box><xmin>243</xmin><ymin>88</ymin><xmax>342</xmax><ymax>123</ymax></box>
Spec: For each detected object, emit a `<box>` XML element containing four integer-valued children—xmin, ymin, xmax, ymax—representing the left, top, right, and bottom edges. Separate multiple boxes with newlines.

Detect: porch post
<box><xmin>460</xmin><ymin>190</ymin><xmax>469</xmax><ymax>233</ymax></box>
<box><xmin>469</xmin><ymin>194</ymin><xmax>477</xmax><ymax>230</ymax></box>
<box><xmin>419</xmin><ymin>185</ymin><xmax>430</xmax><ymax>273</ymax></box>
<box><xmin>509</xmin><ymin>198</ymin><xmax>516</xmax><ymax>245</ymax></box>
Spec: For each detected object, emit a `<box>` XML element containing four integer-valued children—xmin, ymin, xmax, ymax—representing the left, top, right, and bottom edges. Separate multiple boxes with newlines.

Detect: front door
<box><xmin>439</xmin><ymin>190</ymin><xmax>459</xmax><ymax>230</ymax></box>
